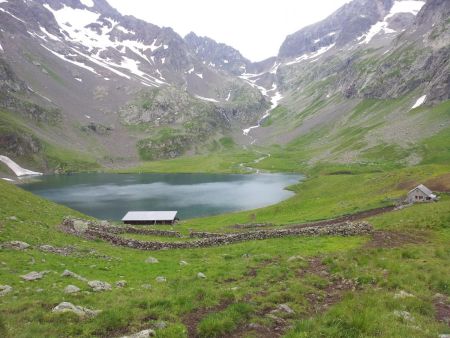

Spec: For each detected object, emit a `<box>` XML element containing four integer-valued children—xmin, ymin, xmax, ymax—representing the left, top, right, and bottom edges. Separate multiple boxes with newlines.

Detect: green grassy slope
<box><xmin>1</xmin><ymin>162</ymin><xmax>449</xmax><ymax>337</ymax></box>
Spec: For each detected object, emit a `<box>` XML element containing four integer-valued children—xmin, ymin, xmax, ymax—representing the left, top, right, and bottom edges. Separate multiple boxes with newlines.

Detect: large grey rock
<box><xmin>73</xmin><ymin>219</ymin><xmax>89</xmax><ymax>233</ymax></box>
<box><xmin>394</xmin><ymin>290</ymin><xmax>415</xmax><ymax>299</ymax></box>
<box><xmin>287</xmin><ymin>255</ymin><xmax>305</xmax><ymax>262</ymax></box>
<box><xmin>154</xmin><ymin>321</ymin><xmax>167</xmax><ymax>329</ymax></box>
<box><xmin>116</xmin><ymin>280</ymin><xmax>127</xmax><ymax>288</ymax></box>
<box><xmin>88</xmin><ymin>280</ymin><xmax>112</xmax><ymax>292</ymax></box>
<box><xmin>4</xmin><ymin>241</ymin><xmax>30</xmax><ymax>250</ymax></box>
<box><xmin>61</xmin><ymin>269</ymin><xmax>88</xmax><ymax>282</ymax></box>
<box><xmin>21</xmin><ymin>271</ymin><xmax>46</xmax><ymax>281</ymax></box>
<box><xmin>0</xmin><ymin>285</ymin><xmax>13</xmax><ymax>296</ymax></box>
<box><xmin>64</xmin><ymin>285</ymin><xmax>81</xmax><ymax>294</ymax></box>
<box><xmin>277</xmin><ymin>304</ymin><xmax>295</xmax><ymax>314</ymax></box>
<box><xmin>145</xmin><ymin>257</ymin><xmax>159</xmax><ymax>264</ymax></box>
<box><xmin>121</xmin><ymin>329</ymin><xmax>155</xmax><ymax>338</ymax></box>
<box><xmin>197</xmin><ymin>272</ymin><xmax>206</xmax><ymax>279</ymax></box>
<box><xmin>394</xmin><ymin>310</ymin><xmax>414</xmax><ymax>322</ymax></box>
<box><xmin>52</xmin><ymin>302</ymin><xmax>101</xmax><ymax>317</ymax></box>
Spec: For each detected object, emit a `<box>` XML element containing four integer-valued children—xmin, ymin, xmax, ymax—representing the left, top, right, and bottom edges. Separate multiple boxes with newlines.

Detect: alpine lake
<box><xmin>19</xmin><ymin>173</ymin><xmax>302</xmax><ymax>221</ymax></box>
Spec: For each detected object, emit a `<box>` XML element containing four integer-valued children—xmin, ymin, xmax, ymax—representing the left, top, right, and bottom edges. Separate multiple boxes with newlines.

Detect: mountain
<box><xmin>0</xmin><ymin>0</ymin><xmax>449</xmax><ymax>175</ymax></box>
<box><xmin>242</xmin><ymin>0</ymin><xmax>449</xmax><ymax>168</ymax></box>
<box><xmin>0</xmin><ymin>0</ymin><xmax>268</xmax><ymax>171</ymax></box>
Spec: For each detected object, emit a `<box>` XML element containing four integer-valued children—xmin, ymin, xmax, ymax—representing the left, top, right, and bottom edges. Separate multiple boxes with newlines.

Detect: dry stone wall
<box><xmin>61</xmin><ymin>217</ymin><xmax>373</xmax><ymax>251</ymax></box>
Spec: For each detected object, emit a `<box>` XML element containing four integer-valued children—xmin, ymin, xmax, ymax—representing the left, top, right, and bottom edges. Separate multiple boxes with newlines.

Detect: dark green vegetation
<box><xmin>1</xmin><ymin>160</ymin><xmax>449</xmax><ymax>337</ymax></box>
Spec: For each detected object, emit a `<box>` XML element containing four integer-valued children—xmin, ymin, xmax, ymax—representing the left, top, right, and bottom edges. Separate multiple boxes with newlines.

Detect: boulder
<box><xmin>179</xmin><ymin>260</ymin><xmax>188</xmax><ymax>266</ymax></box>
<box><xmin>197</xmin><ymin>272</ymin><xmax>206</xmax><ymax>279</ymax></box>
<box><xmin>155</xmin><ymin>276</ymin><xmax>166</xmax><ymax>283</ymax></box>
<box><xmin>4</xmin><ymin>241</ymin><xmax>30</xmax><ymax>250</ymax></box>
<box><xmin>277</xmin><ymin>304</ymin><xmax>295</xmax><ymax>314</ymax></box>
<box><xmin>88</xmin><ymin>280</ymin><xmax>112</xmax><ymax>292</ymax></box>
<box><xmin>154</xmin><ymin>321</ymin><xmax>167</xmax><ymax>329</ymax></box>
<box><xmin>116</xmin><ymin>280</ymin><xmax>127</xmax><ymax>288</ymax></box>
<box><xmin>64</xmin><ymin>285</ymin><xmax>81</xmax><ymax>294</ymax></box>
<box><xmin>52</xmin><ymin>302</ymin><xmax>101</xmax><ymax>318</ymax></box>
<box><xmin>394</xmin><ymin>310</ymin><xmax>414</xmax><ymax>322</ymax></box>
<box><xmin>145</xmin><ymin>257</ymin><xmax>159</xmax><ymax>264</ymax></box>
<box><xmin>287</xmin><ymin>255</ymin><xmax>305</xmax><ymax>262</ymax></box>
<box><xmin>73</xmin><ymin>219</ymin><xmax>89</xmax><ymax>233</ymax></box>
<box><xmin>21</xmin><ymin>271</ymin><xmax>46</xmax><ymax>281</ymax></box>
<box><xmin>394</xmin><ymin>290</ymin><xmax>415</xmax><ymax>299</ymax></box>
<box><xmin>121</xmin><ymin>329</ymin><xmax>155</xmax><ymax>338</ymax></box>
<box><xmin>0</xmin><ymin>285</ymin><xmax>13</xmax><ymax>296</ymax></box>
<box><xmin>61</xmin><ymin>269</ymin><xmax>88</xmax><ymax>282</ymax></box>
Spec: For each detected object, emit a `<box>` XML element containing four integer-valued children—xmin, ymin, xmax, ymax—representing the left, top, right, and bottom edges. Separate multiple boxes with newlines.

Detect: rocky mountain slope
<box><xmin>0</xmin><ymin>0</ymin><xmax>449</xmax><ymax>174</ymax></box>
<box><xmin>244</xmin><ymin>0</ymin><xmax>449</xmax><ymax>167</ymax></box>
<box><xmin>0</xmin><ymin>0</ymin><xmax>268</xmax><ymax>172</ymax></box>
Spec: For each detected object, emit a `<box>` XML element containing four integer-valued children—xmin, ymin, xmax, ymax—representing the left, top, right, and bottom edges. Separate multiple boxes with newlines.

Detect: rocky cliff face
<box><xmin>279</xmin><ymin>0</ymin><xmax>395</xmax><ymax>58</ymax></box>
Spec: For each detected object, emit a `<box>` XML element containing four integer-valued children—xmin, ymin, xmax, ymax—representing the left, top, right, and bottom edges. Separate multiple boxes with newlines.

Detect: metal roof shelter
<box><xmin>122</xmin><ymin>211</ymin><xmax>178</xmax><ymax>225</ymax></box>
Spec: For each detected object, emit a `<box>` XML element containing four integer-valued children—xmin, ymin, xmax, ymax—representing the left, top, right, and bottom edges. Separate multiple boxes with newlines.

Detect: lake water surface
<box><xmin>20</xmin><ymin>173</ymin><xmax>302</xmax><ymax>220</ymax></box>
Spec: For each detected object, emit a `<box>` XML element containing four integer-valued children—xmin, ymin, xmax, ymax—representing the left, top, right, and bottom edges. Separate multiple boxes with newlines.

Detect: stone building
<box><xmin>407</xmin><ymin>184</ymin><xmax>437</xmax><ymax>203</ymax></box>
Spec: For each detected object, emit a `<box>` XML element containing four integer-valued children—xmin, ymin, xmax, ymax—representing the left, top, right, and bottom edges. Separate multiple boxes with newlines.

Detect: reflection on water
<box><xmin>20</xmin><ymin>173</ymin><xmax>302</xmax><ymax>220</ymax></box>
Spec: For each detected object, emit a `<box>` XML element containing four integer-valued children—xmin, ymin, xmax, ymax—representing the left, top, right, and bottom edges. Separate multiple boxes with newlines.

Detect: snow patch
<box><xmin>223</xmin><ymin>59</ymin><xmax>229</xmax><ymax>64</ymax></box>
<box><xmin>0</xmin><ymin>155</ymin><xmax>42</xmax><ymax>177</ymax></box>
<box><xmin>75</xmin><ymin>77</ymin><xmax>82</xmax><ymax>82</ymax></box>
<box><xmin>85</xmin><ymin>115</ymin><xmax>91</xmax><ymax>119</ymax></box>
<box><xmin>195</xmin><ymin>95</ymin><xmax>219</xmax><ymax>103</ymax></box>
<box><xmin>195</xmin><ymin>73</ymin><xmax>203</xmax><ymax>79</ymax></box>
<box><xmin>286</xmin><ymin>43</ymin><xmax>336</xmax><ymax>65</ymax></box>
<box><xmin>0</xmin><ymin>43</ymin><xmax>3</xmax><ymax>52</ymax></box>
<box><xmin>358</xmin><ymin>1</ymin><xmax>425</xmax><ymax>44</ymax></box>
<box><xmin>387</xmin><ymin>1</ymin><xmax>425</xmax><ymax>19</ymax></box>
<box><xmin>0</xmin><ymin>7</ymin><xmax>26</xmax><ymax>24</ymax></box>
<box><xmin>226</xmin><ymin>91</ymin><xmax>231</xmax><ymax>101</ymax></box>
<box><xmin>80</xmin><ymin>0</ymin><xmax>94</xmax><ymax>7</ymax></box>
<box><xmin>243</xmin><ymin>91</ymin><xmax>283</xmax><ymax>136</ymax></box>
<box><xmin>411</xmin><ymin>95</ymin><xmax>426</xmax><ymax>109</ymax></box>
<box><xmin>40</xmin><ymin>44</ymin><xmax>100</xmax><ymax>75</ymax></box>
<box><xmin>115</xmin><ymin>25</ymin><xmax>135</xmax><ymax>35</ymax></box>
<box><xmin>39</xmin><ymin>26</ymin><xmax>60</xmax><ymax>41</ymax></box>
<box><xmin>2</xmin><ymin>177</ymin><xmax>15</xmax><ymax>182</ymax></box>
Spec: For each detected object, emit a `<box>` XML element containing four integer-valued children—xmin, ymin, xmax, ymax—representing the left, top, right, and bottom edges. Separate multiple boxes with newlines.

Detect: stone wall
<box><xmin>61</xmin><ymin>217</ymin><xmax>373</xmax><ymax>251</ymax></box>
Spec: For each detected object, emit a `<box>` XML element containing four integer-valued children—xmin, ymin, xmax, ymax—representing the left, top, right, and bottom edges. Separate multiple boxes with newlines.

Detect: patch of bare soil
<box><xmin>434</xmin><ymin>294</ymin><xmax>450</xmax><ymax>327</ymax></box>
<box><xmin>300</xmin><ymin>258</ymin><xmax>357</xmax><ymax>315</ymax></box>
<box><xmin>426</xmin><ymin>173</ymin><xmax>450</xmax><ymax>192</ymax></box>
<box><xmin>182</xmin><ymin>299</ymin><xmax>233</xmax><ymax>338</ymax></box>
<box><xmin>365</xmin><ymin>230</ymin><xmax>426</xmax><ymax>249</ymax></box>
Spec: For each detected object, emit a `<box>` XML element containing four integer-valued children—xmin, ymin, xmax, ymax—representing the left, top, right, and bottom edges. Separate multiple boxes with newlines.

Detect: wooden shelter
<box><xmin>122</xmin><ymin>211</ymin><xmax>178</xmax><ymax>225</ymax></box>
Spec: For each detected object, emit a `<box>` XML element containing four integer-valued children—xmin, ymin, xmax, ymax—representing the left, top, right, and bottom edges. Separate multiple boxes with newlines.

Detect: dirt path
<box><xmin>287</xmin><ymin>205</ymin><xmax>396</xmax><ymax>229</ymax></box>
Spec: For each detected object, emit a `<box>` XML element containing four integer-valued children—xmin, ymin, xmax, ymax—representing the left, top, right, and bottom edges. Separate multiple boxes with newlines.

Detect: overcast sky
<box><xmin>107</xmin><ymin>0</ymin><xmax>351</xmax><ymax>62</ymax></box>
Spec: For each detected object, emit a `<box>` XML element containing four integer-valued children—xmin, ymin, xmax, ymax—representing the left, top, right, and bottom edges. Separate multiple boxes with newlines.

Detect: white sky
<box><xmin>106</xmin><ymin>0</ymin><xmax>351</xmax><ymax>62</ymax></box>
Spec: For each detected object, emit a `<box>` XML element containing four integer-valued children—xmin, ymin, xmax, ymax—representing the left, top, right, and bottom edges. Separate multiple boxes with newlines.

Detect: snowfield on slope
<box><xmin>0</xmin><ymin>155</ymin><xmax>42</xmax><ymax>177</ymax></box>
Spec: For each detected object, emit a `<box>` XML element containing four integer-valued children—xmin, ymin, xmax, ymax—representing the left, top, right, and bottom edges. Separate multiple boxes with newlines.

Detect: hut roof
<box><xmin>122</xmin><ymin>211</ymin><xmax>178</xmax><ymax>222</ymax></box>
<box><xmin>408</xmin><ymin>184</ymin><xmax>434</xmax><ymax>197</ymax></box>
